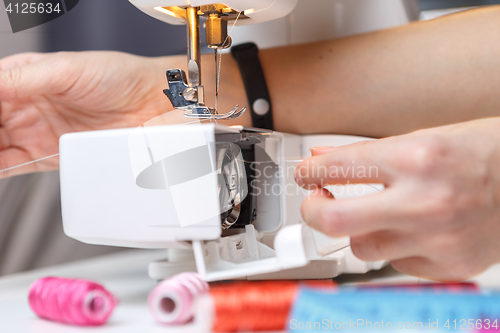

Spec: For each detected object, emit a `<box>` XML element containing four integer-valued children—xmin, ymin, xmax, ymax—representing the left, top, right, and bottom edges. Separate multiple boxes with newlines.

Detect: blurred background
<box><xmin>1</xmin><ymin>0</ymin><xmax>499</xmax><ymax>275</ymax></box>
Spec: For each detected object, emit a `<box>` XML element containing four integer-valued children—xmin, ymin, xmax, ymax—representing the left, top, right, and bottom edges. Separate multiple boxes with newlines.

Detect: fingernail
<box><xmin>295</xmin><ymin>167</ymin><xmax>304</xmax><ymax>187</ymax></box>
<box><xmin>309</xmin><ymin>146</ymin><xmax>330</xmax><ymax>152</ymax></box>
<box><xmin>309</xmin><ymin>146</ymin><xmax>335</xmax><ymax>155</ymax></box>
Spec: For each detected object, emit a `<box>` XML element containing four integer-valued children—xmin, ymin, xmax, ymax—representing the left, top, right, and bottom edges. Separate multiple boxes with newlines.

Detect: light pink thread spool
<box><xmin>148</xmin><ymin>272</ymin><xmax>209</xmax><ymax>325</ymax></box>
<box><xmin>28</xmin><ymin>277</ymin><xmax>117</xmax><ymax>326</ymax></box>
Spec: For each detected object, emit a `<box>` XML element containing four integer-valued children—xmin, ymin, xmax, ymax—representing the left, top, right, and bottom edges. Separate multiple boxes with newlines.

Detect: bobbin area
<box><xmin>60</xmin><ymin>123</ymin><xmax>386</xmax><ymax>282</ymax></box>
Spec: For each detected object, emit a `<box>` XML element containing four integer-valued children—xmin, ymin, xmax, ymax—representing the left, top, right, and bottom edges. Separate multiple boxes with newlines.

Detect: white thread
<box><xmin>365</xmin><ymin>183</ymin><xmax>383</xmax><ymax>192</ymax></box>
<box><xmin>245</xmin><ymin>159</ymin><xmax>383</xmax><ymax>255</ymax></box>
<box><xmin>227</xmin><ymin>11</ymin><xmax>241</xmax><ymax>37</ymax></box>
<box><xmin>1</xmin><ymin>142</ymin><xmax>382</xmax><ymax>194</ymax></box>
<box><xmin>0</xmin><ymin>153</ymin><xmax>60</xmax><ymax>174</ymax></box>
<box><xmin>0</xmin><ymin>116</ymin><xmax>235</xmax><ymax>172</ymax></box>
<box><xmin>244</xmin><ymin>159</ymin><xmax>303</xmax><ymax>164</ymax></box>
<box><xmin>244</xmin><ymin>159</ymin><xmax>383</xmax><ymax>192</ymax></box>
<box><xmin>0</xmin><ymin>119</ymin><xmax>213</xmax><ymax>175</ymax></box>
<box><xmin>214</xmin><ymin>11</ymin><xmax>242</xmax><ymax>113</ymax></box>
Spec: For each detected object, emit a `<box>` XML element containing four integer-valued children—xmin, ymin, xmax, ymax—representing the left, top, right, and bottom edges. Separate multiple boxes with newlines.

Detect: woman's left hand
<box><xmin>295</xmin><ymin>118</ymin><xmax>500</xmax><ymax>281</ymax></box>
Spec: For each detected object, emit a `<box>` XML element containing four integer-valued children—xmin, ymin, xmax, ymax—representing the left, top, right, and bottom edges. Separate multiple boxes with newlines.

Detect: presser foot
<box><xmin>183</xmin><ymin>105</ymin><xmax>247</xmax><ymax>120</ymax></box>
<box><xmin>163</xmin><ymin>69</ymin><xmax>247</xmax><ymax>121</ymax></box>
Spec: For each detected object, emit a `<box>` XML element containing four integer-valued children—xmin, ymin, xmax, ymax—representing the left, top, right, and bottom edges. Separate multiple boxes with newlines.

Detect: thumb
<box><xmin>0</xmin><ymin>53</ymin><xmax>77</xmax><ymax>100</ymax></box>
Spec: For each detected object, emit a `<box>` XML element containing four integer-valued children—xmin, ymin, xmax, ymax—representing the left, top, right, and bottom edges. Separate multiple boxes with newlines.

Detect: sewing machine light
<box><xmin>244</xmin><ymin>8</ymin><xmax>255</xmax><ymax>15</ymax></box>
<box><xmin>153</xmin><ymin>6</ymin><xmax>184</xmax><ymax>20</ymax></box>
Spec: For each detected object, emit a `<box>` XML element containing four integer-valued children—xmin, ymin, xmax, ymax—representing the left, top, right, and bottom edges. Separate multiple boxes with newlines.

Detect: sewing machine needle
<box><xmin>214</xmin><ymin>48</ymin><xmax>219</xmax><ymax>115</ymax></box>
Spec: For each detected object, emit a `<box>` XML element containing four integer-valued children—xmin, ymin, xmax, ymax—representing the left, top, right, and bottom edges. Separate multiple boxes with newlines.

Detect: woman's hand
<box><xmin>295</xmin><ymin>118</ymin><xmax>500</xmax><ymax>281</ymax></box>
<box><xmin>0</xmin><ymin>51</ymin><xmax>182</xmax><ymax>177</ymax></box>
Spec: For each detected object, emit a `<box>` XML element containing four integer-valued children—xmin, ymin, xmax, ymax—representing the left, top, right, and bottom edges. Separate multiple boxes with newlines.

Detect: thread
<box><xmin>0</xmin><ymin>153</ymin><xmax>59</xmax><ymax>174</ymax></box>
<box><xmin>244</xmin><ymin>159</ymin><xmax>304</xmax><ymax>164</ymax></box>
<box><xmin>0</xmin><ymin>118</ymin><xmax>213</xmax><ymax>175</ymax></box>
<box><xmin>28</xmin><ymin>277</ymin><xmax>117</xmax><ymax>326</ymax></box>
<box><xmin>148</xmin><ymin>272</ymin><xmax>209</xmax><ymax>325</ymax></box>
<box><xmin>214</xmin><ymin>11</ymin><xmax>242</xmax><ymax>113</ymax></box>
<box><xmin>203</xmin><ymin>280</ymin><xmax>336</xmax><ymax>332</ymax></box>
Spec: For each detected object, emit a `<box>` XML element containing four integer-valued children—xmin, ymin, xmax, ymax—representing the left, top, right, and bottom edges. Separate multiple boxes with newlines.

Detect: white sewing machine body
<box><xmin>60</xmin><ymin>123</ymin><xmax>384</xmax><ymax>281</ymax></box>
<box><xmin>60</xmin><ymin>0</ymin><xmax>419</xmax><ymax>281</ymax></box>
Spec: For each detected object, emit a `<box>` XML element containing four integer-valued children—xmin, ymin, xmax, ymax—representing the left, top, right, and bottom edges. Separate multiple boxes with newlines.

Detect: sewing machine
<box><xmin>59</xmin><ymin>0</ymin><xmax>419</xmax><ymax>281</ymax></box>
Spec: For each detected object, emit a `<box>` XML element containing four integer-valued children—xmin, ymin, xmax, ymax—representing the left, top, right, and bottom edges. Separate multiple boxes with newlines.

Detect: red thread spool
<box><xmin>204</xmin><ymin>280</ymin><xmax>337</xmax><ymax>332</ymax></box>
<box><xmin>28</xmin><ymin>277</ymin><xmax>117</xmax><ymax>326</ymax></box>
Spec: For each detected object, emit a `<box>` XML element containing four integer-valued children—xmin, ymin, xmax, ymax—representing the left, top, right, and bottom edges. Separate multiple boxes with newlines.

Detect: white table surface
<box><xmin>1</xmin><ymin>249</ymin><xmax>499</xmax><ymax>332</ymax></box>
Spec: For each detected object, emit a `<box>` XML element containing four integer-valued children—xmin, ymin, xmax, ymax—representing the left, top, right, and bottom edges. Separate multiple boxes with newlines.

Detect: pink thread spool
<box><xmin>28</xmin><ymin>277</ymin><xmax>117</xmax><ymax>326</ymax></box>
<box><xmin>148</xmin><ymin>272</ymin><xmax>209</xmax><ymax>325</ymax></box>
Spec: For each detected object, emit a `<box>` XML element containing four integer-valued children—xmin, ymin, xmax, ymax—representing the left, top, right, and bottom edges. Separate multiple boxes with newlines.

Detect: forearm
<box><xmin>210</xmin><ymin>6</ymin><xmax>500</xmax><ymax>137</ymax></box>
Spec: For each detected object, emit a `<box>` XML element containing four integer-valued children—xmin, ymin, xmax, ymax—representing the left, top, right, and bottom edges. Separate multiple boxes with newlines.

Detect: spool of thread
<box><xmin>28</xmin><ymin>276</ymin><xmax>117</xmax><ymax>326</ymax></box>
<box><xmin>289</xmin><ymin>288</ymin><xmax>500</xmax><ymax>333</ymax></box>
<box><xmin>148</xmin><ymin>272</ymin><xmax>209</xmax><ymax>325</ymax></box>
<box><xmin>200</xmin><ymin>280</ymin><xmax>337</xmax><ymax>332</ymax></box>
<box><xmin>358</xmin><ymin>282</ymin><xmax>480</xmax><ymax>293</ymax></box>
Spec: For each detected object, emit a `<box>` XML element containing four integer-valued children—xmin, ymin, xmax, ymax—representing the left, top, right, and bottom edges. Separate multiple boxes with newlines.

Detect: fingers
<box><xmin>0</xmin><ymin>128</ymin><xmax>9</xmax><ymax>151</ymax></box>
<box><xmin>0</xmin><ymin>148</ymin><xmax>58</xmax><ymax>179</ymax></box>
<box><xmin>310</xmin><ymin>146</ymin><xmax>336</xmax><ymax>156</ymax></box>
<box><xmin>391</xmin><ymin>256</ymin><xmax>481</xmax><ymax>282</ymax></box>
<box><xmin>350</xmin><ymin>231</ymin><xmax>419</xmax><ymax>262</ymax></box>
<box><xmin>389</xmin><ymin>257</ymin><xmax>446</xmax><ymax>281</ymax></box>
<box><xmin>301</xmin><ymin>189</ymin><xmax>405</xmax><ymax>237</ymax></box>
<box><xmin>0</xmin><ymin>53</ymin><xmax>76</xmax><ymax>100</ymax></box>
<box><xmin>0</xmin><ymin>53</ymin><xmax>48</xmax><ymax>71</ymax></box>
<box><xmin>300</xmin><ymin>187</ymin><xmax>335</xmax><ymax>219</ymax></box>
<box><xmin>295</xmin><ymin>140</ymin><xmax>391</xmax><ymax>188</ymax></box>
<box><xmin>300</xmin><ymin>187</ymin><xmax>335</xmax><ymax>226</ymax></box>
<box><xmin>0</xmin><ymin>148</ymin><xmax>33</xmax><ymax>178</ymax></box>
